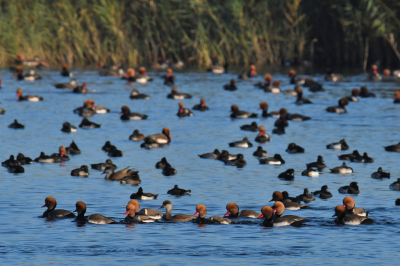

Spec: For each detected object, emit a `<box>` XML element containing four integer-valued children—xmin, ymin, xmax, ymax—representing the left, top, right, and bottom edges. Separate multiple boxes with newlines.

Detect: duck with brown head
<box><xmin>73</xmin><ymin>201</ymin><xmax>117</xmax><ymax>224</ymax></box>
<box><xmin>347</xmin><ymin>88</ymin><xmax>360</xmax><ymax>102</ymax></box>
<box><xmin>128</xmin><ymin>200</ymin><xmax>163</xmax><ymax>219</ymax></box>
<box><xmin>343</xmin><ymin>197</ymin><xmax>369</xmax><ymax>217</ymax></box>
<box><xmin>16</xmin><ymin>88</ymin><xmax>43</xmax><ymax>102</ymax></box>
<box><xmin>264</xmin><ymin>80</ymin><xmax>281</xmax><ymax>94</ymax></box>
<box><xmin>359</xmin><ymin>86</ymin><xmax>376</xmax><ymax>98</ymax></box>
<box><xmin>192</xmin><ymin>99</ymin><xmax>209</xmax><ymax>111</ymax></box>
<box><xmin>255</xmin><ymin>126</ymin><xmax>270</xmax><ymax>143</ymax></box>
<box><xmin>177</xmin><ymin>102</ymin><xmax>193</xmax><ymax>117</ymax></box>
<box><xmin>295</xmin><ymin>87</ymin><xmax>312</xmax><ymax>105</ymax></box>
<box><xmin>224</xmin><ymin>203</ymin><xmax>261</xmax><ymax>219</ymax></box>
<box><xmin>269</xmin><ymin>191</ymin><xmax>311</xmax><ymax>210</ymax></box>
<box><xmin>41</xmin><ymin>197</ymin><xmax>76</xmax><ymax>219</ymax></box>
<box><xmin>167</xmin><ymin>87</ymin><xmax>192</xmax><ymax>100</ymax></box>
<box><xmin>163</xmin><ymin>68</ymin><xmax>175</xmax><ymax>86</ymax></box>
<box><xmin>60</xmin><ymin>63</ymin><xmax>71</xmax><ymax>77</ymax></box>
<box><xmin>258</xmin><ymin>102</ymin><xmax>279</xmax><ymax>118</ymax></box>
<box><xmin>50</xmin><ymin>146</ymin><xmax>70</xmax><ymax>162</ymax></box>
<box><xmin>158</xmin><ymin>200</ymin><xmax>195</xmax><ymax>222</ymax></box>
<box><xmin>258</xmin><ymin>206</ymin><xmax>275</xmax><ymax>226</ymax></box>
<box><xmin>123</xmin><ymin>204</ymin><xmax>155</xmax><ymax>223</ymax></box>
<box><xmin>141</xmin><ymin>127</ymin><xmax>171</xmax><ymax>149</ymax></box>
<box><xmin>394</xmin><ymin>91</ymin><xmax>400</xmax><ymax>103</ymax></box>
<box><xmin>333</xmin><ymin>205</ymin><xmax>373</xmax><ymax>225</ymax></box>
<box><xmin>272</xmin><ymin>108</ymin><xmax>288</xmax><ymax>135</ymax></box>
<box><xmin>194</xmin><ymin>204</ymin><xmax>231</xmax><ymax>224</ymax></box>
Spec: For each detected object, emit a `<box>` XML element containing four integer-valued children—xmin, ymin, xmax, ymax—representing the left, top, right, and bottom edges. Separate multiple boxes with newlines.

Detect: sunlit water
<box><xmin>0</xmin><ymin>67</ymin><xmax>400</xmax><ymax>265</ymax></box>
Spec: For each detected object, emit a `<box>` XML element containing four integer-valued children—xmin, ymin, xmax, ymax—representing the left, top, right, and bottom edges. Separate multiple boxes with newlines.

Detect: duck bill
<box><xmin>224</xmin><ymin>211</ymin><xmax>230</xmax><ymax>216</ymax></box>
<box><xmin>158</xmin><ymin>206</ymin><xmax>165</xmax><ymax>210</ymax></box>
<box><xmin>41</xmin><ymin>204</ymin><xmax>46</xmax><ymax>208</ymax></box>
<box><xmin>124</xmin><ymin>211</ymin><xmax>129</xmax><ymax>215</ymax></box>
<box><xmin>332</xmin><ymin>214</ymin><xmax>337</xmax><ymax>217</ymax></box>
<box><xmin>257</xmin><ymin>214</ymin><xmax>264</xmax><ymax>219</ymax></box>
<box><xmin>193</xmin><ymin>212</ymin><xmax>199</xmax><ymax>216</ymax></box>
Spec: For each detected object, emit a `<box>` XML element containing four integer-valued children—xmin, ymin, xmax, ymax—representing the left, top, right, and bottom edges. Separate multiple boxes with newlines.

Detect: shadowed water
<box><xmin>0</xmin><ymin>67</ymin><xmax>400</xmax><ymax>265</ymax></box>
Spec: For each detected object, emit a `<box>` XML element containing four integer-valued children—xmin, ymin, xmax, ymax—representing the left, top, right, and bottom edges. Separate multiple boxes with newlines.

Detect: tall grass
<box><xmin>0</xmin><ymin>0</ymin><xmax>399</xmax><ymax>68</ymax></box>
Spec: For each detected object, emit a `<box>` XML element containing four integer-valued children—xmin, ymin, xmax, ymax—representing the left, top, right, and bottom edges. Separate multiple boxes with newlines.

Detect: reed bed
<box><xmin>0</xmin><ymin>0</ymin><xmax>399</xmax><ymax>68</ymax></box>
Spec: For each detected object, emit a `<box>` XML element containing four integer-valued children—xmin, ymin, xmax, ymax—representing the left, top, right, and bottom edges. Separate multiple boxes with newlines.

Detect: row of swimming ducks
<box><xmin>40</xmin><ymin>195</ymin><xmax>374</xmax><ymax>226</ymax></box>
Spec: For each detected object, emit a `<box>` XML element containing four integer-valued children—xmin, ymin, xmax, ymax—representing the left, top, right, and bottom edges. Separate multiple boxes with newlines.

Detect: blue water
<box><xmin>1</xmin><ymin>67</ymin><xmax>400</xmax><ymax>265</ymax></box>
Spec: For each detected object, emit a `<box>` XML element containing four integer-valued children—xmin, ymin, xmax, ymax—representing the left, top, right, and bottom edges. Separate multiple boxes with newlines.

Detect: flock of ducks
<box><xmin>2</xmin><ymin>56</ymin><xmax>400</xmax><ymax>227</ymax></box>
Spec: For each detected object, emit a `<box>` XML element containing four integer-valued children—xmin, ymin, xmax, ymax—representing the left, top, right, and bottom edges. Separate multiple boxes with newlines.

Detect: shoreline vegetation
<box><xmin>1</xmin><ymin>0</ymin><xmax>400</xmax><ymax>69</ymax></box>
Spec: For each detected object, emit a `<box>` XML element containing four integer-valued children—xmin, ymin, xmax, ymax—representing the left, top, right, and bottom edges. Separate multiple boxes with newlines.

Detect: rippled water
<box><xmin>1</xmin><ymin>67</ymin><xmax>400</xmax><ymax>265</ymax></box>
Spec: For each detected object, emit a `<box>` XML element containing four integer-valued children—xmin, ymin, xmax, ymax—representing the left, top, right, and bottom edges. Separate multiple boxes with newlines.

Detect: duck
<box><xmin>177</xmin><ymin>102</ymin><xmax>193</xmax><ymax>117</ymax></box>
<box><xmin>140</xmin><ymin>127</ymin><xmax>171</xmax><ymax>149</ymax></box>
<box><xmin>257</xmin><ymin>206</ymin><xmax>277</xmax><ymax>227</ymax></box>
<box><xmin>8</xmin><ymin>119</ymin><xmax>25</xmax><ymax>129</ymax></box>
<box><xmin>50</xmin><ymin>146</ymin><xmax>70</xmax><ymax>162</ymax></box>
<box><xmin>269</xmin><ymin>191</ymin><xmax>310</xmax><ymax>209</ymax></box>
<box><xmin>296</xmin><ymin>188</ymin><xmax>315</xmax><ymax>203</ymax></box>
<box><xmin>326</xmin><ymin>98</ymin><xmax>349</xmax><ymax>114</ymax></box>
<box><xmin>71</xmin><ymin>165</ymin><xmax>89</xmax><ymax>177</ymax></box>
<box><xmin>86</xmin><ymin>99</ymin><xmax>109</xmax><ymax>114</ymax></box>
<box><xmin>254</xmin><ymin>74</ymin><xmax>273</xmax><ymax>89</ymax></box>
<box><xmin>384</xmin><ymin>142</ymin><xmax>400</xmax><ymax>152</ymax></box>
<box><xmin>155</xmin><ymin>157</ymin><xmax>169</xmax><ymax>169</ymax></box>
<box><xmin>163</xmin><ymin>68</ymin><xmax>175</xmax><ymax>86</ymax></box>
<box><xmin>228</xmin><ymin>137</ymin><xmax>253</xmax><ymax>148</ymax></box>
<box><xmin>79</xmin><ymin>118</ymin><xmax>100</xmax><ymax>129</ymax></box>
<box><xmin>65</xmin><ymin>141</ymin><xmax>80</xmax><ymax>155</ymax></box>
<box><xmin>73</xmin><ymin>201</ymin><xmax>117</xmax><ymax>225</ymax></box>
<box><xmin>278</xmin><ymin>169</ymin><xmax>295</xmax><ymax>180</ymax></box>
<box><xmin>282</xmin><ymin>191</ymin><xmax>302</xmax><ymax>203</ymax></box>
<box><xmin>272</xmin><ymin>108</ymin><xmax>289</xmax><ymax>135</ymax></box>
<box><xmin>369</xmin><ymin>65</ymin><xmax>381</xmax><ymax>81</ymax></box>
<box><xmin>393</xmin><ymin>91</ymin><xmax>400</xmax><ymax>103</ymax></box>
<box><xmin>54</xmin><ymin>78</ymin><xmax>77</xmax><ymax>89</ymax></box>
<box><xmin>120</xmin><ymin>105</ymin><xmax>148</xmax><ymax>120</ymax></box>
<box><xmin>308</xmin><ymin>81</ymin><xmax>325</xmax><ymax>92</ymax></box>
<box><xmin>287</xmin><ymin>112</ymin><xmax>311</xmax><ymax>122</ymax></box>
<box><xmin>0</xmin><ymin>107</ymin><xmax>5</xmax><ymax>115</ymax></box>
<box><xmin>192</xmin><ymin>99</ymin><xmax>209</xmax><ymax>111</ymax></box>
<box><xmin>16</xmin><ymin>153</ymin><xmax>33</xmax><ymax>165</ymax></box>
<box><xmin>167</xmin><ymin>87</ymin><xmax>192</xmax><ymax>100</ymax></box>
<box><xmin>34</xmin><ymin>152</ymin><xmax>60</xmax><ymax>163</ymax></box>
<box><xmin>359</xmin><ymin>86</ymin><xmax>376</xmax><ymax>98</ymax></box>
<box><xmin>167</xmin><ymin>185</ymin><xmax>190</xmax><ymax>195</ymax></box>
<box><xmin>72</xmin><ymin>82</ymin><xmax>88</xmax><ymax>93</ymax></box>
<box><xmin>129</xmin><ymin>129</ymin><xmax>145</xmax><ymax>141</ymax></box>
<box><xmin>130</xmin><ymin>187</ymin><xmax>158</xmax><ymax>200</ymax></box>
<box><xmin>347</xmin><ymin>88</ymin><xmax>360</xmax><ymax>102</ymax></box>
<box><xmin>194</xmin><ymin>204</ymin><xmax>231</xmax><ymax>224</ymax></box>
<box><xmin>325</xmin><ymin>69</ymin><xmax>343</xmax><ymax>82</ymax></box>
<box><xmin>16</xmin><ymin>88</ymin><xmax>43</xmax><ymax>102</ymax></box>
<box><xmin>129</xmin><ymin>89</ymin><xmax>150</xmax><ymax>100</ymax></box>
<box><xmin>230</xmin><ymin>104</ymin><xmax>258</xmax><ymax>118</ymax></box>
<box><xmin>123</xmin><ymin>204</ymin><xmax>155</xmax><ymax>223</ymax></box>
<box><xmin>351</xmin><ymin>152</ymin><xmax>374</xmax><ymax>163</ymax></box>
<box><xmin>338</xmin><ymin>150</ymin><xmax>361</xmax><ymax>161</ymax></box>
<box><xmin>264</xmin><ymin>81</ymin><xmax>281</xmax><ymax>93</ymax></box>
<box><xmin>224</xmin><ymin>154</ymin><xmax>247</xmax><ymax>168</ymax></box>
<box><xmin>198</xmin><ymin>149</ymin><xmax>221</xmax><ymax>159</ymax></box>
<box><xmin>135</xmin><ymin>67</ymin><xmax>153</xmax><ymax>83</ymax></box>
<box><xmin>41</xmin><ymin>197</ymin><xmax>76</xmax><ymax>219</ymax></box>
<box><xmin>306</xmin><ymin>155</ymin><xmax>326</xmax><ymax>170</ymax></box>
<box><xmin>60</xmin><ymin>63</ymin><xmax>72</xmax><ymax>77</ymax></box>
<box><xmin>254</xmin><ymin>126</ymin><xmax>270</xmax><ymax>143</ymax></box>
<box><xmin>162</xmin><ymin>164</ymin><xmax>178</xmax><ymax>176</ymax></box>
<box><xmin>259</xmin><ymin>154</ymin><xmax>285</xmax><ymax>165</ymax></box>
<box><xmin>61</xmin><ymin>122</ymin><xmax>77</xmax><ymax>133</ymax></box>
<box><xmin>91</xmin><ymin>159</ymin><xmax>117</xmax><ymax>171</ymax></box>
<box><xmin>23</xmin><ymin>69</ymin><xmax>42</xmax><ymax>81</ymax></box>
<box><xmin>217</xmin><ymin>150</ymin><xmax>237</xmax><ymax>162</ymax></box>
<box><xmin>102</xmin><ymin>166</ymin><xmax>131</xmax><ymax>180</ymax></box>
<box><xmin>286</xmin><ymin>143</ymin><xmax>305</xmax><ymax>153</ymax></box>
<box><xmin>240</xmin><ymin>121</ymin><xmax>258</xmax><ymax>132</ymax></box>
<box><xmin>207</xmin><ymin>62</ymin><xmax>228</xmax><ymax>74</ymax></box>
<box><xmin>253</xmin><ymin>146</ymin><xmax>268</xmax><ymax>157</ymax></box>
<box><xmin>288</xmin><ymin>70</ymin><xmax>298</xmax><ymax>84</ymax></box>
<box><xmin>223</xmin><ymin>79</ymin><xmax>237</xmax><ymax>91</ymax></box>
<box><xmin>158</xmin><ymin>200</ymin><xmax>195</xmax><ymax>222</ymax></box>
<box><xmin>333</xmin><ymin>205</ymin><xmax>373</xmax><ymax>225</ymax></box>
<box><xmin>124</xmin><ymin>68</ymin><xmax>136</xmax><ymax>81</ymax></box>
<box><xmin>338</xmin><ymin>182</ymin><xmax>360</xmax><ymax>194</ymax></box>
<box><xmin>371</xmin><ymin>167</ymin><xmax>390</xmax><ymax>179</ymax></box>
<box><xmin>283</xmin><ymin>85</ymin><xmax>298</xmax><ymax>96</ymax></box>
<box><xmin>102</xmin><ymin>141</ymin><xmax>113</xmax><ymax>152</ymax></box>
<box><xmin>330</xmin><ymin>162</ymin><xmax>353</xmax><ymax>174</ymax></box>
<box><xmin>326</xmin><ymin>139</ymin><xmax>349</xmax><ymax>150</ymax></box>
<box><xmin>312</xmin><ymin>185</ymin><xmax>333</xmax><ymax>199</ymax></box>
<box><xmin>272</xmin><ymin>201</ymin><xmax>305</xmax><ymax>223</ymax></box>
<box><xmin>294</xmin><ymin>87</ymin><xmax>312</xmax><ymax>105</ymax></box>
<box><xmin>107</xmin><ymin>145</ymin><xmax>123</xmax><ymax>157</ymax></box>
<box><xmin>343</xmin><ymin>197</ymin><xmax>369</xmax><ymax>217</ymax></box>
<box><xmin>238</xmin><ymin>65</ymin><xmax>257</xmax><ymax>80</ymax></box>
<box><xmin>73</xmin><ymin>100</ymin><xmax>96</xmax><ymax>118</ymax></box>
<box><xmin>258</xmin><ymin>102</ymin><xmax>279</xmax><ymax>118</ymax></box>
<box><xmin>120</xmin><ymin>171</ymin><xmax>141</xmax><ymax>185</ymax></box>
<box><xmin>224</xmin><ymin>203</ymin><xmax>261</xmax><ymax>219</ymax></box>
<box><xmin>2</xmin><ymin>155</ymin><xmax>20</xmax><ymax>168</ymax></box>
<box><xmin>389</xmin><ymin>178</ymin><xmax>400</xmax><ymax>191</ymax></box>
<box><xmin>128</xmin><ymin>200</ymin><xmax>164</xmax><ymax>219</ymax></box>
<box><xmin>301</xmin><ymin>166</ymin><xmax>319</xmax><ymax>177</ymax></box>
<box><xmin>7</xmin><ymin>164</ymin><xmax>25</xmax><ymax>173</ymax></box>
